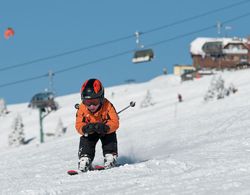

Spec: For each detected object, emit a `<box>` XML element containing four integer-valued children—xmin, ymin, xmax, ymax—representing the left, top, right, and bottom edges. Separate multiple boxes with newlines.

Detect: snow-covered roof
<box><xmin>190</xmin><ymin>37</ymin><xmax>248</xmax><ymax>56</ymax></box>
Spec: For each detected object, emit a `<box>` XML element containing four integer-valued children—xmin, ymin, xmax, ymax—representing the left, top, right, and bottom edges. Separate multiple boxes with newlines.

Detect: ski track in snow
<box><xmin>1</xmin><ymin>70</ymin><xmax>250</xmax><ymax>194</ymax></box>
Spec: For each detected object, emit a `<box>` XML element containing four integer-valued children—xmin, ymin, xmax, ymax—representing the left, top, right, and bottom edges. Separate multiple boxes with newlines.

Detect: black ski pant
<box><xmin>78</xmin><ymin>132</ymin><xmax>117</xmax><ymax>162</ymax></box>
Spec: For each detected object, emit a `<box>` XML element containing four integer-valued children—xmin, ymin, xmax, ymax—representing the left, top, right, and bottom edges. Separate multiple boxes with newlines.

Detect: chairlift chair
<box><xmin>28</xmin><ymin>92</ymin><xmax>58</xmax><ymax>111</ymax></box>
<box><xmin>132</xmin><ymin>31</ymin><xmax>154</xmax><ymax>63</ymax></box>
<box><xmin>132</xmin><ymin>48</ymin><xmax>154</xmax><ymax>63</ymax></box>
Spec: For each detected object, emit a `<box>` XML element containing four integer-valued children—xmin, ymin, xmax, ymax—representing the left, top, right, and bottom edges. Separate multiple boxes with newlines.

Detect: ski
<box><xmin>67</xmin><ymin>170</ymin><xmax>79</xmax><ymax>175</ymax></box>
<box><xmin>67</xmin><ymin>164</ymin><xmax>121</xmax><ymax>175</ymax></box>
<box><xmin>67</xmin><ymin>165</ymin><xmax>105</xmax><ymax>175</ymax></box>
<box><xmin>94</xmin><ymin>165</ymin><xmax>105</xmax><ymax>170</ymax></box>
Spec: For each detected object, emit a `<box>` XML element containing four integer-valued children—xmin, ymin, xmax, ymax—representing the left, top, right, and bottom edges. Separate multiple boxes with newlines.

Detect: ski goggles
<box><xmin>82</xmin><ymin>98</ymin><xmax>101</xmax><ymax>106</ymax></box>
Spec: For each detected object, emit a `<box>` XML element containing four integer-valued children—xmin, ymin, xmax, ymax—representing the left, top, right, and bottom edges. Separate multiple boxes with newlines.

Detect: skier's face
<box><xmin>83</xmin><ymin>98</ymin><xmax>101</xmax><ymax>113</ymax></box>
<box><xmin>87</xmin><ymin>103</ymin><xmax>100</xmax><ymax>113</ymax></box>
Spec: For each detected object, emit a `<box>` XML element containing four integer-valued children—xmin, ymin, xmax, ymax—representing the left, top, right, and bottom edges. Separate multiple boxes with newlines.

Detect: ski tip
<box><xmin>67</xmin><ymin>170</ymin><xmax>79</xmax><ymax>175</ymax></box>
<box><xmin>94</xmin><ymin>165</ymin><xmax>105</xmax><ymax>170</ymax></box>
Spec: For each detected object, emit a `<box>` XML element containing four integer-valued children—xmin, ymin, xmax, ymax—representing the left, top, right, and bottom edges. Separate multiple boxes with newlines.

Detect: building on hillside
<box><xmin>173</xmin><ymin>64</ymin><xmax>197</xmax><ymax>82</ymax></box>
<box><xmin>190</xmin><ymin>37</ymin><xmax>250</xmax><ymax>70</ymax></box>
<box><xmin>173</xmin><ymin>64</ymin><xmax>195</xmax><ymax>76</ymax></box>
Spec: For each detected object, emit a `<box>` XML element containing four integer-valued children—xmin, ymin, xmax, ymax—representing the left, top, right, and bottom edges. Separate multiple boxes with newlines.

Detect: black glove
<box><xmin>93</xmin><ymin>123</ymin><xmax>110</xmax><ymax>136</ymax></box>
<box><xmin>83</xmin><ymin>123</ymin><xmax>110</xmax><ymax>136</ymax></box>
<box><xmin>82</xmin><ymin>123</ymin><xmax>96</xmax><ymax>134</ymax></box>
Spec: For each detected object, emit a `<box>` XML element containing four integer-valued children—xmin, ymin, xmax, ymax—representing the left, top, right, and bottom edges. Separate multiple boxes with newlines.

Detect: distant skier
<box><xmin>75</xmin><ymin>78</ymin><xmax>119</xmax><ymax>172</ymax></box>
<box><xmin>178</xmin><ymin>93</ymin><xmax>183</xmax><ymax>102</ymax></box>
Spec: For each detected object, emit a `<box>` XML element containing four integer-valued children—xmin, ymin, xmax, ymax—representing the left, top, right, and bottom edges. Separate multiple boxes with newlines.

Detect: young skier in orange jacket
<box><xmin>75</xmin><ymin>78</ymin><xmax>119</xmax><ymax>172</ymax></box>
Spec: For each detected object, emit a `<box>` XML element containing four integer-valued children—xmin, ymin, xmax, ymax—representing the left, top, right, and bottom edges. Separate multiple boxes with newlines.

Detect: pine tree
<box><xmin>204</xmin><ymin>75</ymin><xmax>230</xmax><ymax>101</ymax></box>
<box><xmin>8</xmin><ymin>114</ymin><xmax>25</xmax><ymax>147</ymax></box>
<box><xmin>140</xmin><ymin>90</ymin><xmax>155</xmax><ymax>108</ymax></box>
<box><xmin>0</xmin><ymin>98</ymin><xmax>8</xmax><ymax>116</ymax></box>
<box><xmin>54</xmin><ymin>117</ymin><xmax>66</xmax><ymax>137</ymax></box>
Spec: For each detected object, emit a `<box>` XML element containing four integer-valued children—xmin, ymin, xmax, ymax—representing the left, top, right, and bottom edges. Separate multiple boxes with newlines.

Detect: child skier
<box><xmin>75</xmin><ymin>78</ymin><xmax>119</xmax><ymax>172</ymax></box>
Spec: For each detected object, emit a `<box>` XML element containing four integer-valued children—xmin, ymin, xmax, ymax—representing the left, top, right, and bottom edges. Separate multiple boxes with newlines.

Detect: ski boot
<box><xmin>104</xmin><ymin>153</ymin><xmax>117</xmax><ymax>169</ymax></box>
<box><xmin>78</xmin><ymin>155</ymin><xmax>92</xmax><ymax>172</ymax></box>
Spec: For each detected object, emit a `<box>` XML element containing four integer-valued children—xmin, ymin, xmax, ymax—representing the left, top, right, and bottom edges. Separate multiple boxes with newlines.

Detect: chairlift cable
<box><xmin>141</xmin><ymin>0</ymin><xmax>250</xmax><ymax>35</ymax></box>
<box><xmin>0</xmin><ymin>73</ymin><xmax>48</xmax><ymax>88</ymax></box>
<box><xmin>0</xmin><ymin>0</ymin><xmax>249</xmax><ymax>72</ymax></box>
<box><xmin>0</xmin><ymin>35</ymin><xmax>134</xmax><ymax>72</ymax></box>
<box><xmin>0</xmin><ymin>11</ymin><xmax>250</xmax><ymax>88</ymax></box>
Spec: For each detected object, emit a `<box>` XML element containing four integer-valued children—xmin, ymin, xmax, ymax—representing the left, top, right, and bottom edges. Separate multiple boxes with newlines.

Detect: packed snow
<box><xmin>1</xmin><ymin>69</ymin><xmax>250</xmax><ymax>194</ymax></box>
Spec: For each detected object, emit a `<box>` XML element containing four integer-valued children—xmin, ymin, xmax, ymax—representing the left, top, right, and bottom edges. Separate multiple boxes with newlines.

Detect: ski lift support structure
<box><xmin>28</xmin><ymin>91</ymin><xmax>58</xmax><ymax>143</ymax></box>
<box><xmin>132</xmin><ymin>31</ymin><xmax>154</xmax><ymax>63</ymax></box>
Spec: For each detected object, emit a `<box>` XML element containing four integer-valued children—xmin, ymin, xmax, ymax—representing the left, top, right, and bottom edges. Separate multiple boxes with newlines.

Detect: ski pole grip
<box><xmin>130</xmin><ymin>101</ymin><xmax>136</xmax><ymax>107</ymax></box>
<box><xmin>75</xmin><ymin>103</ymin><xmax>80</xmax><ymax>110</ymax></box>
<box><xmin>117</xmin><ymin>101</ymin><xmax>136</xmax><ymax>114</ymax></box>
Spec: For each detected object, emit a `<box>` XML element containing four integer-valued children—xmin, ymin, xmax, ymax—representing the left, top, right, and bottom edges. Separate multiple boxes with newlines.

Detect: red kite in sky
<box><xmin>4</xmin><ymin>27</ymin><xmax>15</xmax><ymax>39</ymax></box>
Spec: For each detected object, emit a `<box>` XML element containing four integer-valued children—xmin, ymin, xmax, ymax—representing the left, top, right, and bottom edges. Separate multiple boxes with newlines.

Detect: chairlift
<box><xmin>28</xmin><ymin>91</ymin><xmax>58</xmax><ymax>143</ymax></box>
<box><xmin>132</xmin><ymin>31</ymin><xmax>154</xmax><ymax>64</ymax></box>
<box><xmin>132</xmin><ymin>49</ymin><xmax>154</xmax><ymax>63</ymax></box>
<box><xmin>28</xmin><ymin>92</ymin><xmax>58</xmax><ymax>111</ymax></box>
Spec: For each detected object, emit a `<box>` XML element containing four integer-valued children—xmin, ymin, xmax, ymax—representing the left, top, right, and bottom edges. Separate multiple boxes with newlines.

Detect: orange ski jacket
<box><xmin>75</xmin><ymin>98</ymin><xmax>119</xmax><ymax>135</ymax></box>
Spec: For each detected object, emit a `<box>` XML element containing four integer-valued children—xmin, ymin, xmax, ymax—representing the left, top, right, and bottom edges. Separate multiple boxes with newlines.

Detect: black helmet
<box><xmin>81</xmin><ymin>78</ymin><xmax>104</xmax><ymax>101</ymax></box>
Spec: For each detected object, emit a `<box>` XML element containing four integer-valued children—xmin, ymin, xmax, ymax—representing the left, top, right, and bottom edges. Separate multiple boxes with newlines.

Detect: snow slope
<box><xmin>1</xmin><ymin>69</ymin><xmax>250</xmax><ymax>194</ymax></box>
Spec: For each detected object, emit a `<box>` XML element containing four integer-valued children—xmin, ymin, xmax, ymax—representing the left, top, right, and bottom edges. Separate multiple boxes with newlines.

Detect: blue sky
<box><xmin>0</xmin><ymin>0</ymin><xmax>250</xmax><ymax>104</ymax></box>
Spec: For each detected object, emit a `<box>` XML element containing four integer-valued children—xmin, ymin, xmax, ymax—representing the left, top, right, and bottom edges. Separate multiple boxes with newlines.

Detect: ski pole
<box><xmin>117</xmin><ymin>101</ymin><xmax>136</xmax><ymax>114</ymax></box>
<box><xmin>75</xmin><ymin>101</ymin><xmax>136</xmax><ymax>114</ymax></box>
<box><xmin>76</xmin><ymin>101</ymin><xmax>135</xmax><ymax>137</ymax></box>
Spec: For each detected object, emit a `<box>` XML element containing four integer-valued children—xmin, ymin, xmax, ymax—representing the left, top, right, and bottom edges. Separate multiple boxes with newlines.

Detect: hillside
<box><xmin>1</xmin><ymin>69</ymin><xmax>250</xmax><ymax>194</ymax></box>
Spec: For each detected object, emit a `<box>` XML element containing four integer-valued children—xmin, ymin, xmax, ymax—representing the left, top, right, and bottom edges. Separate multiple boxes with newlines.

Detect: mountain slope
<box><xmin>1</xmin><ymin>70</ymin><xmax>250</xmax><ymax>194</ymax></box>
